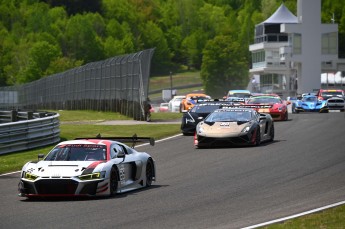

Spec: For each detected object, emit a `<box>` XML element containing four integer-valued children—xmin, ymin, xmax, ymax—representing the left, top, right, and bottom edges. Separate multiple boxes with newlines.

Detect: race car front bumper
<box><xmin>18</xmin><ymin>178</ymin><xmax>107</xmax><ymax>197</ymax></box>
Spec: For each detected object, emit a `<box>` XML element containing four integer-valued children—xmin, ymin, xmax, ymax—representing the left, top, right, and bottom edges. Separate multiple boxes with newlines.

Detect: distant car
<box><xmin>314</xmin><ymin>89</ymin><xmax>344</xmax><ymax>112</ymax></box>
<box><xmin>194</xmin><ymin>107</ymin><xmax>274</xmax><ymax>148</ymax></box>
<box><xmin>168</xmin><ymin>95</ymin><xmax>186</xmax><ymax>112</ymax></box>
<box><xmin>224</xmin><ymin>90</ymin><xmax>252</xmax><ymax>103</ymax></box>
<box><xmin>292</xmin><ymin>95</ymin><xmax>329</xmax><ymax>113</ymax></box>
<box><xmin>180</xmin><ymin>100</ymin><xmax>234</xmax><ymax>135</ymax></box>
<box><xmin>180</xmin><ymin>93</ymin><xmax>211</xmax><ymax>112</ymax></box>
<box><xmin>326</xmin><ymin>97</ymin><xmax>345</xmax><ymax>112</ymax></box>
<box><xmin>18</xmin><ymin>135</ymin><xmax>156</xmax><ymax>198</ymax></box>
<box><xmin>246</xmin><ymin>95</ymin><xmax>289</xmax><ymax>121</ymax></box>
<box><xmin>315</xmin><ymin>89</ymin><xmax>344</xmax><ymax>100</ymax></box>
<box><xmin>159</xmin><ymin>103</ymin><xmax>169</xmax><ymax>112</ymax></box>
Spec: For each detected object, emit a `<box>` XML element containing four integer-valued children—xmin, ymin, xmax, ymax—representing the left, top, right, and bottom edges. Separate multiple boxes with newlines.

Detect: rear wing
<box><xmin>220</xmin><ymin>104</ymin><xmax>272</xmax><ymax>109</ymax></box>
<box><xmin>75</xmin><ymin>134</ymin><xmax>155</xmax><ymax>148</ymax></box>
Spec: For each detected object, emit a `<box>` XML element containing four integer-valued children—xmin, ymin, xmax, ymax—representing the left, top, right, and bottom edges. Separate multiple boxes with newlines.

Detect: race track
<box><xmin>1</xmin><ymin>112</ymin><xmax>345</xmax><ymax>229</ymax></box>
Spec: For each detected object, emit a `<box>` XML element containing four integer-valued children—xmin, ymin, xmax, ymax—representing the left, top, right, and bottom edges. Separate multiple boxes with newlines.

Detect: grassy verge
<box><xmin>149</xmin><ymin>70</ymin><xmax>201</xmax><ymax>92</ymax></box>
<box><xmin>0</xmin><ymin>110</ymin><xmax>182</xmax><ymax>174</ymax></box>
<box><xmin>264</xmin><ymin>204</ymin><xmax>345</xmax><ymax>228</ymax></box>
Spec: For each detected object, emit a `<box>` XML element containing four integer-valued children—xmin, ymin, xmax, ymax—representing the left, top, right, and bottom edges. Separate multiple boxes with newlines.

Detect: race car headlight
<box><xmin>241</xmin><ymin>126</ymin><xmax>251</xmax><ymax>133</ymax></box>
<box><xmin>198</xmin><ymin>126</ymin><xmax>204</xmax><ymax>134</ymax></box>
<box><xmin>78</xmin><ymin>171</ymin><xmax>105</xmax><ymax>181</ymax></box>
<box><xmin>23</xmin><ymin>172</ymin><xmax>38</xmax><ymax>181</ymax></box>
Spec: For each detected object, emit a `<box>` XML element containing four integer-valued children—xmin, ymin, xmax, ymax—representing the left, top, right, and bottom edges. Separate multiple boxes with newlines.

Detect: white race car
<box><xmin>18</xmin><ymin>134</ymin><xmax>156</xmax><ymax>198</ymax></box>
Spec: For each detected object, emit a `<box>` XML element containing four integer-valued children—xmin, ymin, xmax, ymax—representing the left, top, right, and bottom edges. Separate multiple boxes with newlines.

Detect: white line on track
<box><xmin>242</xmin><ymin>200</ymin><xmax>345</xmax><ymax>228</ymax></box>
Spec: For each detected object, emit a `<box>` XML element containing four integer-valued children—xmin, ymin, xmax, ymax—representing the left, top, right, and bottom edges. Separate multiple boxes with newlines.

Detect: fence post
<box><xmin>11</xmin><ymin>110</ymin><xmax>18</xmax><ymax>122</ymax></box>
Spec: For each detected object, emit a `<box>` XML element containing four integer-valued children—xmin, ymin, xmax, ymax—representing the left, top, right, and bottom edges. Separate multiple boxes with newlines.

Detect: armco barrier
<box><xmin>0</xmin><ymin>112</ymin><xmax>60</xmax><ymax>155</ymax></box>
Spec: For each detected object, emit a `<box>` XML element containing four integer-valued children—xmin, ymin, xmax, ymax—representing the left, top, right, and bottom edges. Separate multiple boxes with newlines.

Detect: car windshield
<box><xmin>229</xmin><ymin>93</ymin><xmax>251</xmax><ymax>98</ymax></box>
<box><xmin>302</xmin><ymin>96</ymin><xmax>317</xmax><ymax>102</ymax></box>
<box><xmin>44</xmin><ymin>144</ymin><xmax>107</xmax><ymax>161</ymax></box>
<box><xmin>190</xmin><ymin>96</ymin><xmax>210</xmax><ymax>101</ymax></box>
<box><xmin>247</xmin><ymin>97</ymin><xmax>281</xmax><ymax>104</ymax></box>
<box><xmin>205</xmin><ymin>110</ymin><xmax>252</xmax><ymax>122</ymax></box>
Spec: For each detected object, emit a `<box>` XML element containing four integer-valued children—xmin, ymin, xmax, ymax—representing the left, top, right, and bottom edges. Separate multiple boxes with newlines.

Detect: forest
<box><xmin>0</xmin><ymin>0</ymin><xmax>344</xmax><ymax>96</ymax></box>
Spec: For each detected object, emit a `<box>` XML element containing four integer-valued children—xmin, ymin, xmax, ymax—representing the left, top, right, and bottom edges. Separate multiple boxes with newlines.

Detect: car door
<box><xmin>111</xmin><ymin>143</ymin><xmax>136</xmax><ymax>188</ymax></box>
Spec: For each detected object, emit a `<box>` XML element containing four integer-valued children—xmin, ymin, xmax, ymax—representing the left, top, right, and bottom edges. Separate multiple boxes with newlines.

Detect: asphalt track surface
<box><xmin>1</xmin><ymin>112</ymin><xmax>345</xmax><ymax>229</ymax></box>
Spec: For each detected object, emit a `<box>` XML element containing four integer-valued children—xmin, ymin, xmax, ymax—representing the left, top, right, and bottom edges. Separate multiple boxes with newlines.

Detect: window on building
<box><xmin>252</xmin><ymin>51</ymin><xmax>265</xmax><ymax>63</ymax></box>
<box><xmin>322</xmin><ymin>32</ymin><xmax>337</xmax><ymax>54</ymax></box>
<box><xmin>293</xmin><ymin>33</ymin><xmax>301</xmax><ymax>54</ymax></box>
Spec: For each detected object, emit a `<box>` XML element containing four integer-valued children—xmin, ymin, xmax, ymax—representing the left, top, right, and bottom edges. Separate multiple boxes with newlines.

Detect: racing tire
<box><xmin>284</xmin><ymin>111</ymin><xmax>288</xmax><ymax>121</ymax></box>
<box><xmin>341</xmin><ymin>109</ymin><xmax>345</xmax><ymax>112</ymax></box>
<box><xmin>109</xmin><ymin>166</ymin><xmax>118</xmax><ymax>197</ymax></box>
<box><xmin>253</xmin><ymin>127</ymin><xmax>261</xmax><ymax>146</ymax></box>
<box><xmin>269</xmin><ymin>124</ymin><xmax>274</xmax><ymax>142</ymax></box>
<box><xmin>146</xmin><ymin>160</ymin><xmax>154</xmax><ymax>187</ymax></box>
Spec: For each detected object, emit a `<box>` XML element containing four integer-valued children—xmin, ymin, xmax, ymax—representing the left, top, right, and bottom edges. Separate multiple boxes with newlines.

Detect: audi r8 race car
<box><xmin>180</xmin><ymin>100</ymin><xmax>234</xmax><ymax>135</ymax></box>
<box><xmin>194</xmin><ymin>107</ymin><xmax>274</xmax><ymax>148</ymax></box>
<box><xmin>18</xmin><ymin>135</ymin><xmax>156</xmax><ymax>198</ymax></box>
<box><xmin>180</xmin><ymin>93</ymin><xmax>211</xmax><ymax>112</ymax></box>
<box><xmin>292</xmin><ymin>94</ymin><xmax>329</xmax><ymax>113</ymax></box>
<box><xmin>246</xmin><ymin>95</ymin><xmax>289</xmax><ymax>121</ymax></box>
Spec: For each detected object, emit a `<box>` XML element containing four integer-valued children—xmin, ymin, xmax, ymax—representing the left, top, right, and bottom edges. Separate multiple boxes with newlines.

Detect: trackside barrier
<box><xmin>0</xmin><ymin>112</ymin><xmax>60</xmax><ymax>155</ymax></box>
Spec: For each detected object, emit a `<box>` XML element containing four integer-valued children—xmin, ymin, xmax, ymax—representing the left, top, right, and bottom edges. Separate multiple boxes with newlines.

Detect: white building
<box><xmin>249</xmin><ymin>0</ymin><xmax>345</xmax><ymax>96</ymax></box>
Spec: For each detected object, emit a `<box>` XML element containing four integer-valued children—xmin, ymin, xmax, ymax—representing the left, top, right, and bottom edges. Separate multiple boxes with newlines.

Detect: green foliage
<box><xmin>201</xmin><ymin>35</ymin><xmax>248</xmax><ymax>97</ymax></box>
<box><xmin>0</xmin><ymin>0</ymin><xmax>343</xmax><ymax>86</ymax></box>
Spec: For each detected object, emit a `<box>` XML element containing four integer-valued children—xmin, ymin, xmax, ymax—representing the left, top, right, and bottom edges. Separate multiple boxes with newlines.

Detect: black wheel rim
<box><xmin>146</xmin><ymin>161</ymin><xmax>153</xmax><ymax>187</ymax></box>
<box><xmin>110</xmin><ymin>168</ymin><xmax>117</xmax><ymax>195</ymax></box>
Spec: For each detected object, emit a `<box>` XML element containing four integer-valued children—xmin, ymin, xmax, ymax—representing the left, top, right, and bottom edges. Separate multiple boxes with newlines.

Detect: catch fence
<box><xmin>0</xmin><ymin>49</ymin><xmax>154</xmax><ymax>121</ymax></box>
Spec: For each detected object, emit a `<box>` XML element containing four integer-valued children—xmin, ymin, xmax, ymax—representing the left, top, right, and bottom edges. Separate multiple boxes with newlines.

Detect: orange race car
<box><xmin>180</xmin><ymin>93</ymin><xmax>211</xmax><ymax>112</ymax></box>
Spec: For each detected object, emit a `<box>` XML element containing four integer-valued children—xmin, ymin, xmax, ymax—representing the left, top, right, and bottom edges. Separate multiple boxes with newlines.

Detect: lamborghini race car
<box><xmin>194</xmin><ymin>107</ymin><xmax>274</xmax><ymax>148</ymax></box>
<box><xmin>18</xmin><ymin>135</ymin><xmax>156</xmax><ymax>198</ymax></box>
<box><xmin>246</xmin><ymin>95</ymin><xmax>289</xmax><ymax>121</ymax></box>
<box><xmin>180</xmin><ymin>100</ymin><xmax>234</xmax><ymax>135</ymax></box>
<box><xmin>180</xmin><ymin>93</ymin><xmax>211</xmax><ymax>112</ymax></box>
<box><xmin>292</xmin><ymin>94</ymin><xmax>329</xmax><ymax>113</ymax></box>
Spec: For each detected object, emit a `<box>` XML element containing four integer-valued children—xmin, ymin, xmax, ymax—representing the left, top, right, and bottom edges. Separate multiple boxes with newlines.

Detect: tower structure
<box><xmin>249</xmin><ymin>0</ymin><xmax>345</xmax><ymax>96</ymax></box>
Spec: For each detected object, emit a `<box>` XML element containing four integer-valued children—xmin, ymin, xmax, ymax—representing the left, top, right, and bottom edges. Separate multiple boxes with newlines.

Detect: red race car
<box><xmin>246</xmin><ymin>95</ymin><xmax>289</xmax><ymax>121</ymax></box>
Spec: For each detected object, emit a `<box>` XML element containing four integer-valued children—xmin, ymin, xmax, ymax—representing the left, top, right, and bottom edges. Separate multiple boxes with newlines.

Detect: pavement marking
<box><xmin>242</xmin><ymin>200</ymin><xmax>345</xmax><ymax>229</ymax></box>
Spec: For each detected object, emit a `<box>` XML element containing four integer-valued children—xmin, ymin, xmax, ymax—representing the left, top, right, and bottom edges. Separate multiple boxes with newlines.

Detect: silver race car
<box><xmin>195</xmin><ymin>107</ymin><xmax>274</xmax><ymax>148</ymax></box>
<box><xmin>18</xmin><ymin>135</ymin><xmax>156</xmax><ymax>198</ymax></box>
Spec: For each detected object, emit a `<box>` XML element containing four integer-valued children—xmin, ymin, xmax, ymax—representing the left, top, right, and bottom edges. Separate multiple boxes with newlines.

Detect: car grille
<box><xmin>198</xmin><ymin>135</ymin><xmax>251</xmax><ymax>146</ymax></box>
<box><xmin>34</xmin><ymin>179</ymin><xmax>79</xmax><ymax>194</ymax></box>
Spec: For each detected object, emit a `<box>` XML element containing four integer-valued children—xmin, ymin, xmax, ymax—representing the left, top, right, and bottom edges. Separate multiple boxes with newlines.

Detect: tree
<box><xmin>201</xmin><ymin>35</ymin><xmax>248</xmax><ymax>97</ymax></box>
<box><xmin>64</xmin><ymin>13</ymin><xmax>104</xmax><ymax>63</ymax></box>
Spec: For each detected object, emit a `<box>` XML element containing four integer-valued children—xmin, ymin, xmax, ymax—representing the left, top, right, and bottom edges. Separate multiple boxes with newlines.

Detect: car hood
<box><xmin>199</xmin><ymin>121</ymin><xmax>249</xmax><ymax>135</ymax></box>
<box><xmin>24</xmin><ymin>161</ymin><xmax>105</xmax><ymax>177</ymax></box>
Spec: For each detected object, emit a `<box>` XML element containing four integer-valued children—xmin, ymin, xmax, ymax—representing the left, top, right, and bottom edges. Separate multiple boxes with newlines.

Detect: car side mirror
<box><xmin>117</xmin><ymin>151</ymin><xmax>125</xmax><ymax>158</ymax></box>
<box><xmin>38</xmin><ymin>154</ymin><xmax>45</xmax><ymax>161</ymax></box>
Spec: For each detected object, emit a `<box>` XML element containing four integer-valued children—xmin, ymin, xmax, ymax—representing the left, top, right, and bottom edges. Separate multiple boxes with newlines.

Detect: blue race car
<box><xmin>292</xmin><ymin>95</ymin><xmax>329</xmax><ymax>113</ymax></box>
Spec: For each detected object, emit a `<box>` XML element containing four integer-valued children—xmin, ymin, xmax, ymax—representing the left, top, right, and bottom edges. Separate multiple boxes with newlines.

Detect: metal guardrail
<box><xmin>0</xmin><ymin>111</ymin><xmax>60</xmax><ymax>155</ymax></box>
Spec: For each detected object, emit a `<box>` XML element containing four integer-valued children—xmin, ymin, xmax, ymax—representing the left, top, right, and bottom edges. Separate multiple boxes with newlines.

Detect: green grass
<box><xmin>263</xmin><ymin>204</ymin><xmax>345</xmax><ymax>228</ymax></box>
<box><xmin>53</xmin><ymin>110</ymin><xmax>132</xmax><ymax>121</ymax></box>
<box><xmin>149</xmin><ymin>70</ymin><xmax>202</xmax><ymax>92</ymax></box>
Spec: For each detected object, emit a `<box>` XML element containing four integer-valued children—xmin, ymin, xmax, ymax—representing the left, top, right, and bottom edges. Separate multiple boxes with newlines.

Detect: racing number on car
<box><xmin>118</xmin><ymin>164</ymin><xmax>125</xmax><ymax>184</ymax></box>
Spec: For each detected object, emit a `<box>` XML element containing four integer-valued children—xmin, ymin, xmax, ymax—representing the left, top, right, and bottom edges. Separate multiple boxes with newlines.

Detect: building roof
<box><xmin>261</xmin><ymin>4</ymin><xmax>297</xmax><ymax>24</ymax></box>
